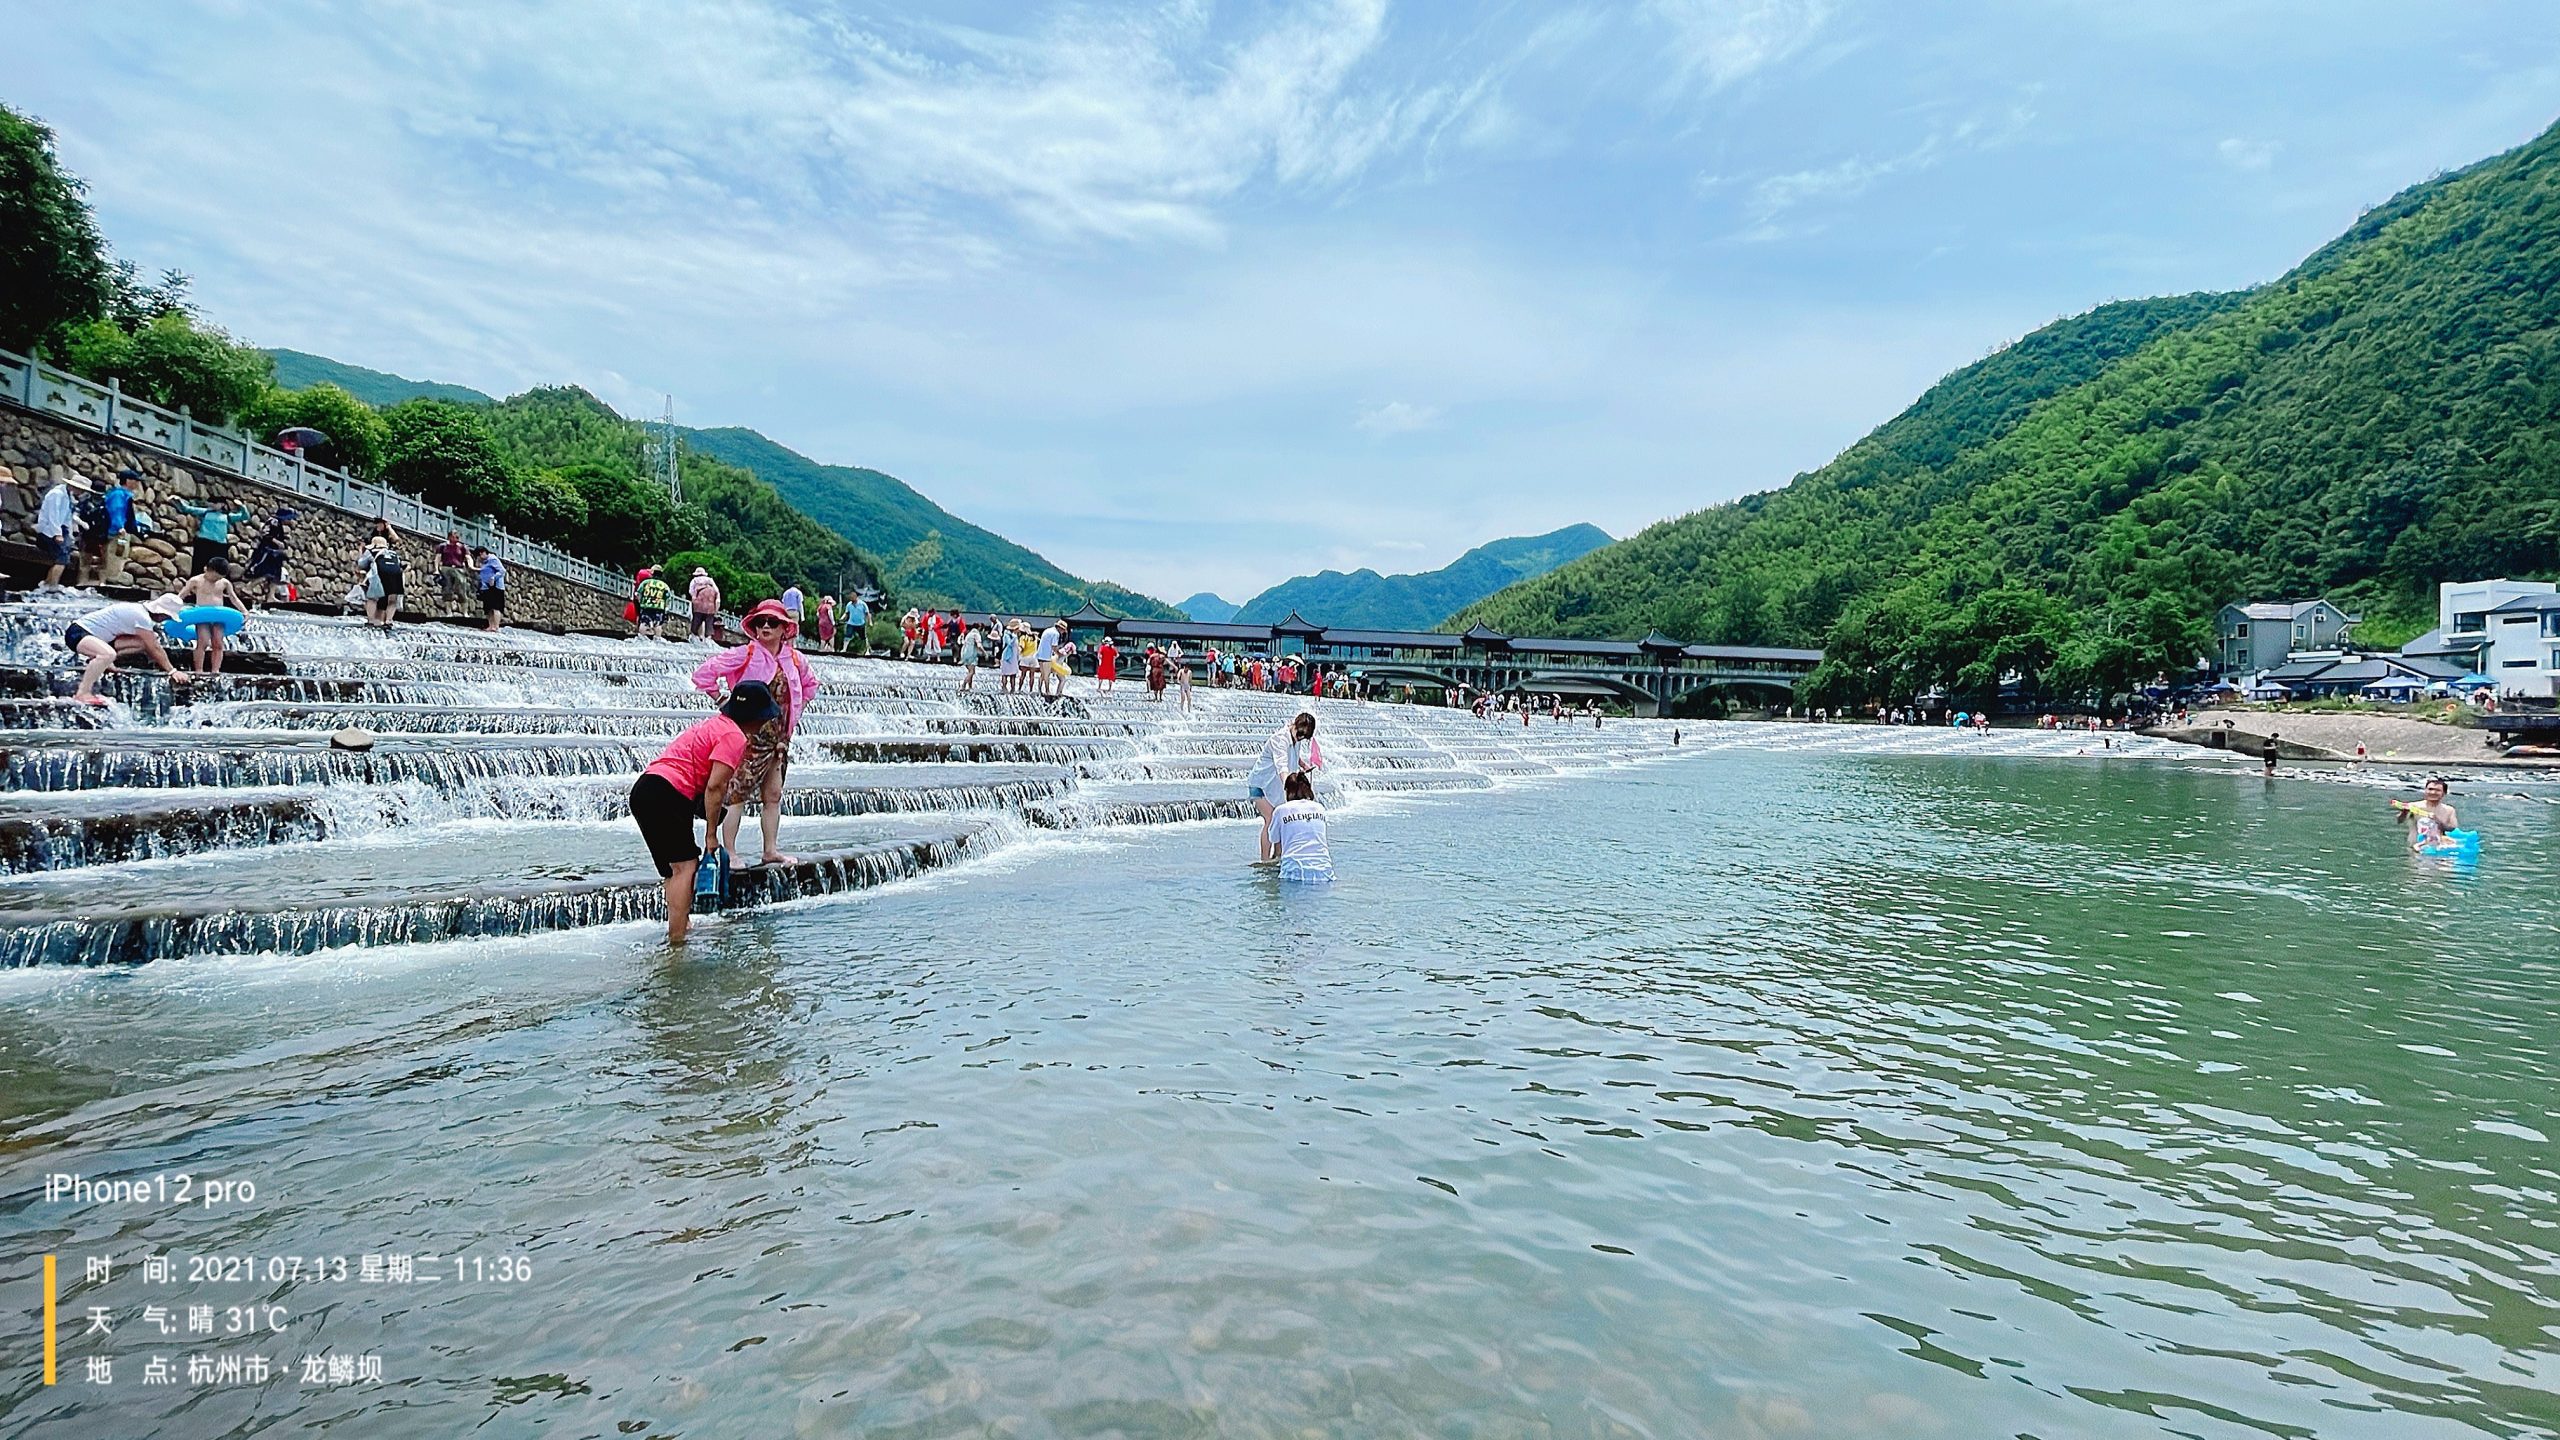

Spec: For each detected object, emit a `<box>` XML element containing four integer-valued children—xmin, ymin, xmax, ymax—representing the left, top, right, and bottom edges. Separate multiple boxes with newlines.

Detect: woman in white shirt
<box><xmin>1245</xmin><ymin>711</ymin><xmax>1324</xmax><ymax>862</ymax></box>
<box><xmin>66</xmin><ymin>595</ymin><xmax>188</xmax><ymax>704</ymax></box>
<box><xmin>1265</xmin><ymin>771</ymin><xmax>1332</xmax><ymax>883</ymax></box>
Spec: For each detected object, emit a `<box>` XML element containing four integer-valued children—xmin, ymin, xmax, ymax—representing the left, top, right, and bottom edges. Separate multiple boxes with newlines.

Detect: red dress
<box><xmin>1097</xmin><ymin>642</ymin><xmax>1118</xmax><ymax>681</ymax></box>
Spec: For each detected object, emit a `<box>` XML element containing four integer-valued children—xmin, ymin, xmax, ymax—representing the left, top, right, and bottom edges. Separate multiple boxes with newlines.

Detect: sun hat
<box><xmin>145</xmin><ymin>594</ymin><xmax>184</xmax><ymax>619</ymax></box>
<box><xmin>692</xmin><ymin>567</ymin><xmax>709</xmax><ymax>578</ymax></box>
<box><xmin>742</xmin><ymin>598</ymin><xmax>796</xmax><ymax>633</ymax></box>
<box><xmin>722</xmin><ymin>680</ymin><xmax>783</xmax><ymax>726</ymax></box>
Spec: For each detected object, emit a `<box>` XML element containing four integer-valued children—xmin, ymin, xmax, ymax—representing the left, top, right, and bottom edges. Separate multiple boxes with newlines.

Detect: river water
<box><xmin>4</xmin><ymin>725</ymin><xmax>2555</xmax><ymax>1437</ymax></box>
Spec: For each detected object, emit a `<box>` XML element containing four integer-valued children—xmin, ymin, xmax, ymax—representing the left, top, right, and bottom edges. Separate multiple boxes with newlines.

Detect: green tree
<box><xmin>238</xmin><ymin>382</ymin><xmax>391</xmax><ymax>476</ymax></box>
<box><xmin>512</xmin><ymin>469</ymin><xmax>591</xmax><ymax>543</ymax></box>
<box><xmin>380</xmin><ymin>399</ymin><xmax>520</xmax><ymax>518</ymax></box>
<box><xmin>660</xmin><ymin>549</ymin><xmax>744</xmax><ymax>605</ymax></box>
<box><xmin>57</xmin><ymin>311</ymin><xmax>273</xmax><ymax>423</ymax></box>
<box><xmin>557</xmin><ymin>461</ymin><xmax>698</xmax><ymax>567</ymax></box>
<box><xmin>0</xmin><ymin>103</ymin><xmax>113</xmax><ymax>352</ymax></box>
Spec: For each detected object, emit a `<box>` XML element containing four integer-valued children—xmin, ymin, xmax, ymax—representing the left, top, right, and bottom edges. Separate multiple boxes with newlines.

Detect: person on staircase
<box><xmin>360</xmin><ymin>535</ymin><xmax>405</xmax><ymax>630</ymax></box>
<box><xmin>65</xmin><ymin>594</ymin><xmax>188</xmax><ymax>705</ymax></box>
<box><xmin>177</xmin><ymin>558</ymin><xmax>242</xmax><ymax>675</ymax></box>
<box><xmin>693</xmin><ymin>599</ymin><xmax>820</xmax><ymax>868</ymax></box>
<box><xmin>175</xmin><ymin>495</ymin><xmax>255</xmax><ymax>574</ymax></box>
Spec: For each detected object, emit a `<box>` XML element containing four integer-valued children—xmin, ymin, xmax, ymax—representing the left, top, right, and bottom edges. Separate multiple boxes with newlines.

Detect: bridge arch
<box><xmin>1665</xmin><ymin>675</ymin><xmax>1800</xmax><ymax>715</ymax></box>
<box><xmin>1502</xmin><ymin>671</ymin><xmax>1661</xmax><ymax>711</ymax></box>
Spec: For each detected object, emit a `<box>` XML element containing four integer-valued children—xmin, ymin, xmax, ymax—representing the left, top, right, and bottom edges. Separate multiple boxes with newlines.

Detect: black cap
<box><xmin>721</xmin><ymin>680</ymin><xmax>783</xmax><ymax>726</ymax></box>
<box><xmin>115</xmin><ymin>467</ymin><xmax>143</xmax><ymax>481</ymax></box>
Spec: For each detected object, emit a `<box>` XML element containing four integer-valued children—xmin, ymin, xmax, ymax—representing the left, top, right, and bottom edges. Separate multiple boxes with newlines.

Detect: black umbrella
<box><xmin>274</xmin><ymin>427</ymin><xmax>331</xmax><ymax>452</ymax></box>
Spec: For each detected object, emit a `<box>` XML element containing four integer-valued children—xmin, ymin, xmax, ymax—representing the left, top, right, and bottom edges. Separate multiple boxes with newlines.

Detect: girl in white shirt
<box><xmin>1266</xmin><ymin>770</ymin><xmax>1332</xmax><ymax>883</ymax></box>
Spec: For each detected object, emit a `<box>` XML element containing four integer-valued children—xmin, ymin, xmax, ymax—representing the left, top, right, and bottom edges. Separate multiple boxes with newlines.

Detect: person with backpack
<box><xmin>474</xmin><ymin>547</ymin><xmax>507</xmax><ymax>630</ymax></box>
<box><xmin>78</xmin><ymin>468</ymin><xmax>139</xmax><ymax>586</ymax></box>
<box><xmin>242</xmin><ymin>510</ymin><xmax>295</xmax><ymax>608</ymax></box>
<box><xmin>360</xmin><ymin>535</ymin><xmax>406</xmax><ymax>629</ymax></box>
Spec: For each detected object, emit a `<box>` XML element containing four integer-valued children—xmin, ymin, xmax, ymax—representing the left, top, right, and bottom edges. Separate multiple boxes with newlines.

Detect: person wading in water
<box><xmin>2393</xmin><ymin>777</ymin><xmax>2462</xmax><ymax>851</ymax></box>
<box><xmin>1246</xmin><ymin>712</ymin><xmax>1325</xmax><ymax>863</ymax></box>
<box><xmin>630</xmin><ymin>680</ymin><xmax>781</xmax><ymax>944</ymax></box>
<box><xmin>693</xmin><ymin>599</ymin><xmax>819</xmax><ymax>867</ymax></box>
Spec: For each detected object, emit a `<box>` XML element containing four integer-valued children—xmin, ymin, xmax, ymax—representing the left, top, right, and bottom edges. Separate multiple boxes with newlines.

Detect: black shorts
<box><xmin>63</xmin><ymin>623</ymin><xmax>94</xmax><ymax>651</ymax></box>
<box><xmin>480</xmin><ymin>586</ymin><xmax>506</xmax><ymax>613</ymax></box>
<box><xmin>629</xmin><ymin>773</ymin><xmax>702</xmax><ymax>877</ymax></box>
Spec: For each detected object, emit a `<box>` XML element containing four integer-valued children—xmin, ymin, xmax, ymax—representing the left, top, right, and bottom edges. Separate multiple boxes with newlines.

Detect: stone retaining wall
<box><xmin>0</xmin><ymin>408</ymin><xmax>624</xmax><ymax>630</ymax></box>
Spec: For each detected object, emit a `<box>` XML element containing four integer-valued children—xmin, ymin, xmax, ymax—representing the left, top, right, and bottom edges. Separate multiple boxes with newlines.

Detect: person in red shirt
<box><xmin>1096</xmin><ymin>636</ymin><xmax>1119</xmax><ymax>694</ymax></box>
<box><xmin>628</xmin><ymin>681</ymin><xmax>781</xmax><ymax>943</ymax></box>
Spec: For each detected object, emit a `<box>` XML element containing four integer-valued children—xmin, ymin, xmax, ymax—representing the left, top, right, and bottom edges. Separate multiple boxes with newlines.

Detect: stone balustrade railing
<box><xmin>0</xmin><ymin>345</ymin><xmax>625</xmax><ymax>595</ymax></box>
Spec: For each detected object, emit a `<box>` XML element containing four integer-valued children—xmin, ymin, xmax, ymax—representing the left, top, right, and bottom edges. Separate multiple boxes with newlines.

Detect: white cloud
<box><xmin>2218</xmin><ymin>136</ymin><xmax>2282</xmax><ymax>171</ymax></box>
<box><xmin>1745</xmin><ymin>99</ymin><xmax>2037</xmax><ymax>221</ymax></box>
<box><xmin>1644</xmin><ymin>0</ymin><xmax>1833</xmax><ymax>92</ymax></box>
<box><xmin>1354</xmin><ymin>400</ymin><xmax>1443</xmax><ymax>435</ymax></box>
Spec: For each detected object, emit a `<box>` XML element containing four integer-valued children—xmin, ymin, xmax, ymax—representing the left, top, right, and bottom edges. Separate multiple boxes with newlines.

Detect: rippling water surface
<box><xmin>4</xmin><ymin>753</ymin><xmax>2557</xmax><ymax>1438</ymax></box>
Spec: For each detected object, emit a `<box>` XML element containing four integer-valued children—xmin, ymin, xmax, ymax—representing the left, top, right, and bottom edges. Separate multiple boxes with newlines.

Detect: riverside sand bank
<box><xmin>2149</xmin><ymin>709</ymin><xmax>2527</xmax><ymax>765</ymax></box>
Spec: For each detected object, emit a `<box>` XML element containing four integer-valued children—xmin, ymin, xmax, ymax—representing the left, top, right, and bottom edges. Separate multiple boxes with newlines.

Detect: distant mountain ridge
<box><xmin>267</xmin><ymin>348</ymin><xmax>494</xmax><ymax>407</ymax></box>
<box><xmin>1178</xmin><ymin>593</ymin><xmax>1240</xmax><ymax>623</ymax></box>
<box><xmin>260</xmin><ymin>348</ymin><xmax>1180</xmax><ymax>618</ymax></box>
<box><xmin>676</xmin><ymin>427</ymin><xmax>1182</xmax><ymax>620</ymax></box>
<box><xmin>1230</xmin><ymin>524</ymin><xmax>1612</xmax><ymax>631</ymax></box>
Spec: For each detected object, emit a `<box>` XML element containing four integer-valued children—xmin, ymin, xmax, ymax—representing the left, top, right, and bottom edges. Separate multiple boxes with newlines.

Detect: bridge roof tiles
<box><xmin>1680</xmin><ymin>644</ymin><xmax>1823</xmax><ymax>663</ymax></box>
<box><xmin>1316</xmin><ymin>628</ymin><xmax>1462</xmax><ymax>650</ymax></box>
<box><xmin>1106</xmin><ymin>618</ymin><xmax>1275</xmax><ymax>643</ymax></box>
<box><xmin>1506</xmin><ymin>636</ymin><xmax>1643</xmax><ymax>657</ymax></box>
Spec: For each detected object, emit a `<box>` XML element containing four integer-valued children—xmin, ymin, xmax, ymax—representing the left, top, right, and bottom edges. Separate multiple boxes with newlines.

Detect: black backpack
<box><xmin>373</xmin><ymin>550</ymin><xmax>405</xmax><ymax>584</ymax></box>
<box><xmin>75</xmin><ymin>494</ymin><xmax>107</xmax><ymax>540</ymax></box>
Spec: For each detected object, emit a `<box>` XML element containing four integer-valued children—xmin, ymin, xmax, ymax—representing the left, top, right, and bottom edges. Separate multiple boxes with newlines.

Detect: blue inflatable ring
<box><xmin>2418</xmin><ymin>829</ymin><xmax>2481</xmax><ymax>857</ymax></box>
<box><xmin>163</xmin><ymin>605</ymin><xmax>247</xmax><ymax>643</ymax></box>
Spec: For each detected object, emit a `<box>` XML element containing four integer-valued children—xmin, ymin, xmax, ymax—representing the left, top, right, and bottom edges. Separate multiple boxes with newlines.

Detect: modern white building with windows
<box><xmin>2424</xmin><ymin>578</ymin><xmax>2560</xmax><ymax>697</ymax></box>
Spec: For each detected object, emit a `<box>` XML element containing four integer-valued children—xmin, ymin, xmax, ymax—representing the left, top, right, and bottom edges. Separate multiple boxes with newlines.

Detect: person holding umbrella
<box><xmin>692</xmin><ymin>598</ymin><xmax>819</xmax><ymax>867</ymax></box>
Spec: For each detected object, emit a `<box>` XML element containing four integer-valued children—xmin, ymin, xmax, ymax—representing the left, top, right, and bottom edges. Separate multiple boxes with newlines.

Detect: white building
<box><xmin>2428</xmin><ymin>579</ymin><xmax>2560</xmax><ymax>697</ymax></box>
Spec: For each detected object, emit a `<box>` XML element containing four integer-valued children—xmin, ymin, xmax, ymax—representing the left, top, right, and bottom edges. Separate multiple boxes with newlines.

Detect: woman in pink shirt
<box><xmin>629</xmin><ymin>681</ymin><xmax>781</xmax><ymax>943</ymax></box>
<box><xmin>692</xmin><ymin>599</ymin><xmax>820</xmax><ymax>867</ymax></box>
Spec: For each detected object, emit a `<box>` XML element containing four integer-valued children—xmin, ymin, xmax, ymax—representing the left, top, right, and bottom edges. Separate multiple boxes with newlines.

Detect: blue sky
<box><xmin>13</xmin><ymin>2</ymin><xmax>2560</xmax><ymax>604</ymax></box>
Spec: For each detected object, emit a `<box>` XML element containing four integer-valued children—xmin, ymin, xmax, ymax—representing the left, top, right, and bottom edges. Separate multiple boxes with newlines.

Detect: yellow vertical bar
<box><xmin>42</xmin><ymin>1253</ymin><xmax>56</xmax><ymax>1384</ymax></box>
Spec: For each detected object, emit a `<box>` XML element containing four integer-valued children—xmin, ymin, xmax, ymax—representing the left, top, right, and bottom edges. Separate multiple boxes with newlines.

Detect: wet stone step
<box><xmin>819</xmin><ymin>736</ymin><xmax>1135</xmax><ymax>765</ymax></box>
<box><xmin>0</xmin><ymin>822</ymin><xmax>995</xmax><ymax>967</ymax></box>
<box><xmin>0</xmin><ymin>768</ymin><xmax>1077</xmax><ymax>872</ymax></box>
<box><xmin>169</xmin><ymin>702</ymin><xmax>906</xmax><ymax>739</ymax></box>
<box><xmin>0</xmin><ymin>700</ymin><xmax>110</xmax><ymax>731</ymax></box>
<box><xmin>0</xmin><ymin>733</ymin><xmax>663</xmax><ymax>792</ymax></box>
<box><xmin>1023</xmin><ymin>796</ymin><xmax>1256</xmax><ymax>828</ymax></box>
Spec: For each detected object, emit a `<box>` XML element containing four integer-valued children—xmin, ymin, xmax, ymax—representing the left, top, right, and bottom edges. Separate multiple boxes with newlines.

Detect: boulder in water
<box><xmin>329</xmin><ymin>727</ymin><xmax>377</xmax><ymax>752</ymax></box>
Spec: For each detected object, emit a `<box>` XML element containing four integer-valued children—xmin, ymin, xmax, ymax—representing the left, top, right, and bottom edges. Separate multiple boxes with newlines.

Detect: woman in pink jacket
<box><xmin>692</xmin><ymin>598</ymin><xmax>820</xmax><ymax>866</ymax></box>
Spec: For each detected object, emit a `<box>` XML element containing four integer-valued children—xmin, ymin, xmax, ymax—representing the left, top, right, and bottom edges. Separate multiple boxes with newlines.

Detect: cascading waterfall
<box><xmin>4</xmin><ymin>599</ymin><xmax>2191</xmax><ymax>967</ymax></box>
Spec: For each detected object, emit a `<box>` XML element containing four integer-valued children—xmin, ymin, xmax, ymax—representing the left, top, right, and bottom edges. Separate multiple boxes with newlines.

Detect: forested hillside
<box><xmin>1460</xmin><ymin>116</ymin><xmax>2560</xmax><ymax>707</ymax></box>
<box><xmin>268</xmin><ymin>348</ymin><xmax>493</xmax><ymax>407</ymax></box>
<box><xmin>1236</xmin><ymin>523</ymin><xmax>1611</xmax><ymax>629</ymax></box>
<box><xmin>477</xmin><ymin>387</ymin><xmax>877</xmax><ymax>603</ymax></box>
<box><xmin>679</xmin><ymin>427</ymin><xmax>1181</xmax><ymax>618</ymax></box>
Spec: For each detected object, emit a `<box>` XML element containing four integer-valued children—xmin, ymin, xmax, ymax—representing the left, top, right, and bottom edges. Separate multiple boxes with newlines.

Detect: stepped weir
<box><xmin>0</xmin><ymin>597</ymin><xmax>1707</xmax><ymax>965</ymax></box>
<box><xmin>0</xmin><ymin>597</ymin><xmax>2213</xmax><ymax>966</ymax></box>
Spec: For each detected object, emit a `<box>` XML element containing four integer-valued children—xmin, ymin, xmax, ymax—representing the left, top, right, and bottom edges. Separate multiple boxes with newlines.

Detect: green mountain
<box><xmin>477</xmin><ymin>386</ymin><xmax>878</xmax><ymax>601</ymax></box>
<box><xmin>1178</xmin><ymin>592</ymin><xmax>1239</xmax><ymax>622</ymax></box>
<box><xmin>1235</xmin><ymin>524</ymin><xmax>1612</xmax><ymax>630</ymax></box>
<box><xmin>262</xmin><ymin>347</ymin><xmax>1179</xmax><ymax>617</ymax></box>
<box><xmin>267</xmin><ymin>348</ymin><xmax>493</xmax><ymax>407</ymax></box>
<box><xmin>1460</xmin><ymin>115</ymin><xmax>2560</xmax><ymax>706</ymax></box>
<box><xmin>678</xmin><ymin>426</ymin><xmax>1182</xmax><ymax>619</ymax></box>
